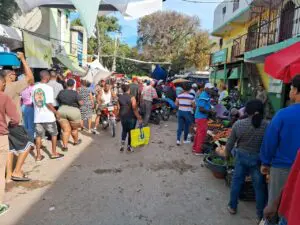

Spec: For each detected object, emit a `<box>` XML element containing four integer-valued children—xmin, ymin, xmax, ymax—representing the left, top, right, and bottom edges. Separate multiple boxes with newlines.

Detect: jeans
<box><xmin>142</xmin><ymin>100</ymin><xmax>152</xmax><ymax>126</ymax></box>
<box><xmin>22</xmin><ymin>105</ymin><xmax>35</xmax><ymax>139</ymax></box>
<box><xmin>121</xmin><ymin>119</ymin><xmax>137</xmax><ymax>146</ymax></box>
<box><xmin>177</xmin><ymin>110</ymin><xmax>192</xmax><ymax>141</ymax></box>
<box><xmin>193</xmin><ymin>118</ymin><xmax>208</xmax><ymax>153</ymax></box>
<box><xmin>278</xmin><ymin>218</ymin><xmax>287</xmax><ymax>225</ymax></box>
<box><xmin>229</xmin><ymin>150</ymin><xmax>267</xmax><ymax>219</ymax></box>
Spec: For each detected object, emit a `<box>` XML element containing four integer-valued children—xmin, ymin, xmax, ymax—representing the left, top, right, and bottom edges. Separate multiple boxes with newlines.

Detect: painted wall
<box><xmin>213</xmin><ymin>0</ymin><xmax>253</xmax><ymax>32</ymax></box>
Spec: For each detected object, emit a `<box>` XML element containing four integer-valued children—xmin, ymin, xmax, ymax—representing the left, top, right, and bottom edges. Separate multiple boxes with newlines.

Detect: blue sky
<box><xmin>116</xmin><ymin>0</ymin><xmax>218</xmax><ymax>46</ymax></box>
<box><xmin>71</xmin><ymin>0</ymin><xmax>218</xmax><ymax>46</ymax></box>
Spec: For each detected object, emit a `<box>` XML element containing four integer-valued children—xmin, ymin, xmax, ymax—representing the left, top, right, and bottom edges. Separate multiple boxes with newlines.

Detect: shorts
<box><xmin>35</xmin><ymin>122</ymin><xmax>58</xmax><ymax>137</ymax></box>
<box><xmin>58</xmin><ymin>105</ymin><xmax>81</xmax><ymax>122</ymax></box>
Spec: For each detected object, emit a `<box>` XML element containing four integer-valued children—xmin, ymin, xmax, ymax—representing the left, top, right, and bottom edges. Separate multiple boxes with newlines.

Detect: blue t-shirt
<box><xmin>195</xmin><ymin>91</ymin><xmax>211</xmax><ymax>119</ymax></box>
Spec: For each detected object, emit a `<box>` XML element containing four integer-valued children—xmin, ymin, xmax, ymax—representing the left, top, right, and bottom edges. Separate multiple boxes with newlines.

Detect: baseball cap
<box><xmin>192</xmin><ymin>83</ymin><xmax>198</xmax><ymax>88</ymax></box>
<box><xmin>204</xmin><ymin>83</ymin><xmax>214</xmax><ymax>89</ymax></box>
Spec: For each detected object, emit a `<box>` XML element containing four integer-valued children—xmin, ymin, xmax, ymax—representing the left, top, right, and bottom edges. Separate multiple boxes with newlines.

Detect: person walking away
<box><xmin>190</xmin><ymin>83</ymin><xmax>198</xmax><ymax>98</ymax></box>
<box><xmin>21</xmin><ymin>84</ymin><xmax>35</xmax><ymax>139</ymax></box>
<box><xmin>0</xmin><ymin>74</ymin><xmax>19</xmax><ymax>215</ymax></box>
<box><xmin>93</xmin><ymin>83</ymin><xmax>112</xmax><ymax>134</ymax></box>
<box><xmin>3</xmin><ymin>52</ymin><xmax>34</xmax><ymax>121</ymax></box>
<box><xmin>226</xmin><ymin>99</ymin><xmax>268</xmax><ymax>222</ymax></box>
<box><xmin>256</xmin><ymin>84</ymin><xmax>267</xmax><ymax>105</ymax></box>
<box><xmin>48</xmin><ymin>70</ymin><xmax>64</xmax><ymax>140</ymax></box>
<box><xmin>141</xmin><ymin>80</ymin><xmax>158</xmax><ymax>125</ymax></box>
<box><xmin>175</xmin><ymin>83</ymin><xmax>195</xmax><ymax>146</ymax></box>
<box><xmin>193</xmin><ymin>83</ymin><xmax>214</xmax><ymax>155</ymax></box>
<box><xmin>117</xmin><ymin>84</ymin><xmax>143</xmax><ymax>152</ymax></box>
<box><xmin>260</xmin><ymin>75</ymin><xmax>300</xmax><ymax>224</ymax></box>
<box><xmin>32</xmin><ymin>70</ymin><xmax>63</xmax><ymax>161</ymax></box>
<box><xmin>78</xmin><ymin>80</ymin><xmax>94</xmax><ymax>133</ymax></box>
<box><xmin>130</xmin><ymin>77</ymin><xmax>139</xmax><ymax>101</ymax></box>
<box><xmin>218</xmin><ymin>84</ymin><xmax>228</xmax><ymax>105</ymax></box>
<box><xmin>176</xmin><ymin>84</ymin><xmax>184</xmax><ymax>97</ymax></box>
<box><xmin>264</xmin><ymin>150</ymin><xmax>300</xmax><ymax>225</ymax></box>
<box><xmin>57</xmin><ymin>79</ymin><xmax>83</xmax><ymax>151</ymax></box>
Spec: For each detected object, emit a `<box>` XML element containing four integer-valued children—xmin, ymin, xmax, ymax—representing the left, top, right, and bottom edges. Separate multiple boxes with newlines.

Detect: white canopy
<box><xmin>83</xmin><ymin>60</ymin><xmax>112</xmax><ymax>84</ymax></box>
<box><xmin>15</xmin><ymin>0</ymin><xmax>162</xmax><ymax>37</ymax></box>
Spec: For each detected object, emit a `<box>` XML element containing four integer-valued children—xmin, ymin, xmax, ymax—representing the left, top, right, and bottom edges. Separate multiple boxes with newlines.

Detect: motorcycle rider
<box><xmin>93</xmin><ymin>83</ymin><xmax>113</xmax><ymax>134</ymax></box>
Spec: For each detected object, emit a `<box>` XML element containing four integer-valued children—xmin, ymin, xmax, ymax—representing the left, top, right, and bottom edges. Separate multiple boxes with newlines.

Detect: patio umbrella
<box><xmin>265</xmin><ymin>42</ymin><xmax>300</xmax><ymax>83</ymax></box>
<box><xmin>172</xmin><ymin>78</ymin><xmax>189</xmax><ymax>84</ymax></box>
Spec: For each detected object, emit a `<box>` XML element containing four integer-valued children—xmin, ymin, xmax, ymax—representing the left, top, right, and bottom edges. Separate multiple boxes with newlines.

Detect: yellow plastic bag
<box><xmin>130</xmin><ymin>127</ymin><xmax>150</xmax><ymax>147</ymax></box>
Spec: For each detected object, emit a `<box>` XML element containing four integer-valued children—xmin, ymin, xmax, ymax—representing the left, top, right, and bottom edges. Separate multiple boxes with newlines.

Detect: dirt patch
<box><xmin>6</xmin><ymin>180</ymin><xmax>52</xmax><ymax>192</ymax></box>
<box><xmin>149</xmin><ymin>160</ymin><xmax>197</xmax><ymax>175</ymax></box>
<box><xmin>94</xmin><ymin>168</ymin><xmax>122</xmax><ymax>175</ymax></box>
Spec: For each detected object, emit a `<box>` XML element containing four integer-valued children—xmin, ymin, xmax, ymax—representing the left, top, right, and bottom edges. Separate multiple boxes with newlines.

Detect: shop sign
<box><xmin>269</xmin><ymin>77</ymin><xmax>283</xmax><ymax>94</ymax></box>
<box><xmin>211</xmin><ymin>48</ymin><xmax>228</xmax><ymax>65</ymax></box>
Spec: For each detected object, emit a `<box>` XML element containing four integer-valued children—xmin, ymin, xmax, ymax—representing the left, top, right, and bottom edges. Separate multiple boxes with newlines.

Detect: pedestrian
<box><xmin>57</xmin><ymin>79</ymin><xmax>83</xmax><ymax>151</ymax></box>
<box><xmin>260</xmin><ymin>75</ymin><xmax>300</xmax><ymax>224</ymax></box>
<box><xmin>264</xmin><ymin>150</ymin><xmax>300</xmax><ymax>225</ymax></box>
<box><xmin>32</xmin><ymin>70</ymin><xmax>63</xmax><ymax>161</ymax></box>
<box><xmin>21</xmin><ymin>84</ymin><xmax>35</xmax><ymax>139</ymax></box>
<box><xmin>192</xmin><ymin>83</ymin><xmax>214</xmax><ymax>155</ymax></box>
<box><xmin>175</xmin><ymin>83</ymin><xmax>195</xmax><ymax>146</ymax></box>
<box><xmin>176</xmin><ymin>84</ymin><xmax>184</xmax><ymax>97</ymax></box>
<box><xmin>256</xmin><ymin>84</ymin><xmax>267</xmax><ymax>105</ymax></box>
<box><xmin>3</xmin><ymin>52</ymin><xmax>34</xmax><ymax>121</ymax></box>
<box><xmin>48</xmin><ymin>70</ymin><xmax>64</xmax><ymax>140</ymax></box>
<box><xmin>226</xmin><ymin>99</ymin><xmax>268</xmax><ymax>222</ymax></box>
<box><xmin>189</xmin><ymin>83</ymin><xmax>198</xmax><ymax>98</ymax></box>
<box><xmin>141</xmin><ymin>80</ymin><xmax>158</xmax><ymax>125</ymax></box>
<box><xmin>130</xmin><ymin>77</ymin><xmax>139</xmax><ymax>100</ymax></box>
<box><xmin>0</xmin><ymin>73</ymin><xmax>19</xmax><ymax>215</ymax></box>
<box><xmin>117</xmin><ymin>84</ymin><xmax>143</xmax><ymax>152</ymax></box>
<box><xmin>78</xmin><ymin>80</ymin><xmax>94</xmax><ymax>133</ymax></box>
<box><xmin>218</xmin><ymin>84</ymin><xmax>228</xmax><ymax>105</ymax></box>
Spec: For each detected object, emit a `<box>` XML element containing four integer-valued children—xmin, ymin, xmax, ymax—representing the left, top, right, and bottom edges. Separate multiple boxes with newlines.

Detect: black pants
<box><xmin>121</xmin><ymin>119</ymin><xmax>137</xmax><ymax>146</ymax></box>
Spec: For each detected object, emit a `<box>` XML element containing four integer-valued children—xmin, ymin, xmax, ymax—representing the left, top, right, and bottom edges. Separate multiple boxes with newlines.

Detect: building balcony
<box><xmin>231</xmin><ymin>3</ymin><xmax>300</xmax><ymax>61</ymax></box>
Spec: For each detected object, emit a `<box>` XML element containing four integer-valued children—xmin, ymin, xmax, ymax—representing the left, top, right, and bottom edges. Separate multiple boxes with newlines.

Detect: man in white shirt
<box><xmin>48</xmin><ymin>70</ymin><xmax>64</xmax><ymax>108</ymax></box>
<box><xmin>32</xmin><ymin>70</ymin><xmax>64</xmax><ymax>161</ymax></box>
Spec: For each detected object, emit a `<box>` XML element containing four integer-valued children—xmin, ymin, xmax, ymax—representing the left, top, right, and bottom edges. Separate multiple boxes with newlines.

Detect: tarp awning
<box><xmin>15</xmin><ymin>0</ymin><xmax>162</xmax><ymax>37</ymax></box>
<box><xmin>215</xmin><ymin>70</ymin><xmax>226</xmax><ymax>80</ymax></box>
<box><xmin>56</xmin><ymin>54</ymin><xmax>86</xmax><ymax>76</ymax></box>
<box><xmin>23</xmin><ymin>32</ymin><xmax>53</xmax><ymax>68</ymax></box>
<box><xmin>228</xmin><ymin>68</ymin><xmax>240</xmax><ymax>79</ymax></box>
<box><xmin>265</xmin><ymin>42</ymin><xmax>300</xmax><ymax>83</ymax></box>
<box><xmin>0</xmin><ymin>24</ymin><xmax>23</xmax><ymax>50</ymax></box>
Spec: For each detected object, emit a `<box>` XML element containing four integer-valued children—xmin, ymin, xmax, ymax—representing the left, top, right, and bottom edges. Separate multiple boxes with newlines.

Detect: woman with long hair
<box><xmin>226</xmin><ymin>99</ymin><xmax>268</xmax><ymax>222</ymax></box>
<box><xmin>117</xmin><ymin>84</ymin><xmax>142</xmax><ymax>152</ymax></box>
<box><xmin>57</xmin><ymin>79</ymin><xmax>83</xmax><ymax>151</ymax></box>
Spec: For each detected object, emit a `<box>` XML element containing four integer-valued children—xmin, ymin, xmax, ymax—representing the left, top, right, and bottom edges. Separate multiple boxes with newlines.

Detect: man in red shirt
<box><xmin>0</xmin><ymin>72</ymin><xmax>20</xmax><ymax>216</ymax></box>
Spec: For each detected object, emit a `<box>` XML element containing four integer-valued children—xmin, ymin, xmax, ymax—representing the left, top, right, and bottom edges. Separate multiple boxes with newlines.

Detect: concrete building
<box><xmin>210</xmin><ymin>0</ymin><xmax>300</xmax><ymax>112</ymax></box>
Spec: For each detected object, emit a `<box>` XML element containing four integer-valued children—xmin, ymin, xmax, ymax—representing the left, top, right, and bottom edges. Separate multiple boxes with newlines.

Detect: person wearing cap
<box><xmin>193</xmin><ymin>83</ymin><xmax>214</xmax><ymax>155</ymax></box>
<box><xmin>190</xmin><ymin>83</ymin><xmax>198</xmax><ymax>98</ymax></box>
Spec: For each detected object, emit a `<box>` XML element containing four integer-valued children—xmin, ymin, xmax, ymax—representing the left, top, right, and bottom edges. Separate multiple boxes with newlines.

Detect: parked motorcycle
<box><xmin>100</xmin><ymin>102</ymin><xmax>117</xmax><ymax>137</ymax></box>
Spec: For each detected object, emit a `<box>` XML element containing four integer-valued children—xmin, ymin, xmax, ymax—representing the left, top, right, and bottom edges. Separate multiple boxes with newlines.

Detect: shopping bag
<box><xmin>130</xmin><ymin>126</ymin><xmax>150</xmax><ymax>147</ymax></box>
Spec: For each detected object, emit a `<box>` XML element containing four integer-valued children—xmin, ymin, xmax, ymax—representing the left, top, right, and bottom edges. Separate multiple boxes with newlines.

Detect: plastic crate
<box><xmin>0</xmin><ymin>52</ymin><xmax>20</xmax><ymax>66</ymax></box>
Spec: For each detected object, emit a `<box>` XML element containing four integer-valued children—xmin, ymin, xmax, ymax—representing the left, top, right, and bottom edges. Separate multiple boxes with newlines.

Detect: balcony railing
<box><xmin>231</xmin><ymin>5</ymin><xmax>300</xmax><ymax>60</ymax></box>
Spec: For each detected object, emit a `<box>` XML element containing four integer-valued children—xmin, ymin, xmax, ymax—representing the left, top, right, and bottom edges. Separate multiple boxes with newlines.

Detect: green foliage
<box><xmin>0</xmin><ymin>0</ymin><xmax>19</xmax><ymax>26</ymax></box>
<box><xmin>71</xmin><ymin>18</ymin><xmax>83</xmax><ymax>26</ymax></box>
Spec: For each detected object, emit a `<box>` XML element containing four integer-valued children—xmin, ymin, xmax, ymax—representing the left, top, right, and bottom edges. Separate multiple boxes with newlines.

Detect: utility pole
<box><xmin>112</xmin><ymin>32</ymin><xmax>120</xmax><ymax>72</ymax></box>
<box><xmin>96</xmin><ymin>18</ymin><xmax>103</xmax><ymax>63</ymax></box>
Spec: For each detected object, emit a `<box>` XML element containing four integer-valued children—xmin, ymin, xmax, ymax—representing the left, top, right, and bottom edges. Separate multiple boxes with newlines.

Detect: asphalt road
<box><xmin>1</xmin><ymin>119</ymin><xmax>256</xmax><ymax>225</ymax></box>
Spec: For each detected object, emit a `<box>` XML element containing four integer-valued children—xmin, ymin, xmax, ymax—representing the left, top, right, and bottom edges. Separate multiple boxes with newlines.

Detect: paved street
<box><xmin>1</xmin><ymin>119</ymin><xmax>256</xmax><ymax>225</ymax></box>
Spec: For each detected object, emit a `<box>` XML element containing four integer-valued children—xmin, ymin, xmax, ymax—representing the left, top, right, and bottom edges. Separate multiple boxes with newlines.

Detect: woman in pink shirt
<box><xmin>21</xmin><ymin>85</ymin><xmax>34</xmax><ymax>139</ymax></box>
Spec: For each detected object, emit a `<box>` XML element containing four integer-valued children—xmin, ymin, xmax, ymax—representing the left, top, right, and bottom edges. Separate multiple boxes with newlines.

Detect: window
<box><xmin>233</xmin><ymin>0</ymin><xmax>240</xmax><ymax>12</ymax></box>
<box><xmin>222</xmin><ymin>7</ymin><xmax>226</xmax><ymax>16</ymax></box>
<box><xmin>219</xmin><ymin>38</ymin><xmax>223</xmax><ymax>49</ymax></box>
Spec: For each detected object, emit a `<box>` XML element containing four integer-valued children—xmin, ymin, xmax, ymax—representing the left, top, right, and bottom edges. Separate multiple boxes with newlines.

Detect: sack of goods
<box><xmin>130</xmin><ymin>127</ymin><xmax>150</xmax><ymax>148</ymax></box>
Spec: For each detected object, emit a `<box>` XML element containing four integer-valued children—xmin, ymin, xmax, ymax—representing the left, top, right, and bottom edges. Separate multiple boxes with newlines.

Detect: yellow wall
<box><xmin>256</xmin><ymin>63</ymin><xmax>270</xmax><ymax>90</ymax></box>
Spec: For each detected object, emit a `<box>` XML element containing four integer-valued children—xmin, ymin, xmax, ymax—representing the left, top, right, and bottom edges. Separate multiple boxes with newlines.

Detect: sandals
<box><xmin>0</xmin><ymin>204</ymin><xmax>9</xmax><ymax>216</ymax></box>
<box><xmin>36</xmin><ymin>155</ymin><xmax>45</xmax><ymax>162</ymax></box>
<box><xmin>11</xmin><ymin>175</ymin><xmax>31</xmax><ymax>182</ymax></box>
<box><xmin>73</xmin><ymin>139</ymin><xmax>82</xmax><ymax>146</ymax></box>
<box><xmin>61</xmin><ymin>147</ymin><xmax>69</xmax><ymax>152</ymax></box>
<box><xmin>50</xmin><ymin>153</ymin><xmax>64</xmax><ymax>159</ymax></box>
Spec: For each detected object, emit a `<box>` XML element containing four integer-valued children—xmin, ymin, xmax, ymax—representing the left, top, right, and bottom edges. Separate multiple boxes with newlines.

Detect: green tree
<box><xmin>0</xmin><ymin>0</ymin><xmax>19</xmax><ymax>26</ymax></box>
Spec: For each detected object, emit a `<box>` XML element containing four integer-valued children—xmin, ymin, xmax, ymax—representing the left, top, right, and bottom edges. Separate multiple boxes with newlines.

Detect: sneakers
<box><xmin>127</xmin><ymin>145</ymin><xmax>134</xmax><ymax>153</ymax></box>
<box><xmin>120</xmin><ymin>141</ymin><xmax>125</xmax><ymax>152</ymax></box>
<box><xmin>92</xmin><ymin>128</ymin><xmax>100</xmax><ymax>135</ymax></box>
<box><xmin>183</xmin><ymin>140</ymin><xmax>191</xmax><ymax>144</ymax></box>
<box><xmin>0</xmin><ymin>204</ymin><xmax>9</xmax><ymax>216</ymax></box>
